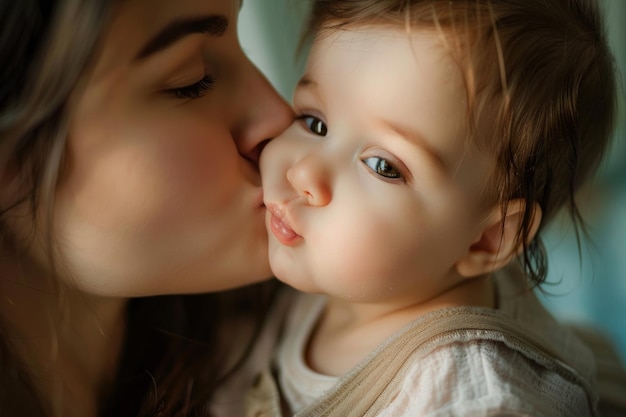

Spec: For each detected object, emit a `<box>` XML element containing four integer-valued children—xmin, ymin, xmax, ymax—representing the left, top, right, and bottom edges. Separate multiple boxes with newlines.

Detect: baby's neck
<box><xmin>306</xmin><ymin>276</ymin><xmax>495</xmax><ymax>376</ymax></box>
<box><xmin>0</xmin><ymin>252</ymin><xmax>127</xmax><ymax>417</ymax></box>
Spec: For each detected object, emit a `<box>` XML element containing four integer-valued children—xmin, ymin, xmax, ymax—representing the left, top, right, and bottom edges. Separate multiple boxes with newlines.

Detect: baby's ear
<box><xmin>455</xmin><ymin>199</ymin><xmax>542</xmax><ymax>278</ymax></box>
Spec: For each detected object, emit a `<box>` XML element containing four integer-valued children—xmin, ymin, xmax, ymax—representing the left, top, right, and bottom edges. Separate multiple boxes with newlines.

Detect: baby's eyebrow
<box><xmin>297</xmin><ymin>75</ymin><xmax>317</xmax><ymax>89</ymax></box>
<box><xmin>380</xmin><ymin>119</ymin><xmax>448</xmax><ymax>173</ymax></box>
<box><xmin>294</xmin><ymin>75</ymin><xmax>326</xmax><ymax>107</ymax></box>
<box><xmin>135</xmin><ymin>15</ymin><xmax>229</xmax><ymax>60</ymax></box>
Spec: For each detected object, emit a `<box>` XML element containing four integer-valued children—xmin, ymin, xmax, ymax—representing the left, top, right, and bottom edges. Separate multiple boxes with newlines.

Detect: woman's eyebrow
<box><xmin>136</xmin><ymin>15</ymin><xmax>229</xmax><ymax>60</ymax></box>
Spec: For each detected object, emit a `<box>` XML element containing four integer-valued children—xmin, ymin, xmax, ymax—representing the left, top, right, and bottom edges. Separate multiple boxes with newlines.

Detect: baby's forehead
<box><xmin>308</xmin><ymin>25</ymin><xmax>493</xmax><ymax>131</ymax></box>
<box><xmin>310</xmin><ymin>26</ymin><xmax>464</xmax><ymax>79</ymax></box>
<box><xmin>304</xmin><ymin>25</ymin><xmax>498</xmax><ymax>186</ymax></box>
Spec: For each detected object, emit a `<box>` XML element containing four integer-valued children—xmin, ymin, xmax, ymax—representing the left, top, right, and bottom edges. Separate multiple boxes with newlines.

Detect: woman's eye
<box><xmin>299</xmin><ymin>115</ymin><xmax>328</xmax><ymax>136</ymax></box>
<box><xmin>363</xmin><ymin>157</ymin><xmax>402</xmax><ymax>179</ymax></box>
<box><xmin>166</xmin><ymin>74</ymin><xmax>215</xmax><ymax>99</ymax></box>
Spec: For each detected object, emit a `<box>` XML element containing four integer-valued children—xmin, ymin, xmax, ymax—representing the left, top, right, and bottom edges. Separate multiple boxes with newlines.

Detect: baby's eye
<box><xmin>298</xmin><ymin>115</ymin><xmax>328</xmax><ymax>136</ymax></box>
<box><xmin>362</xmin><ymin>157</ymin><xmax>402</xmax><ymax>179</ymax></box>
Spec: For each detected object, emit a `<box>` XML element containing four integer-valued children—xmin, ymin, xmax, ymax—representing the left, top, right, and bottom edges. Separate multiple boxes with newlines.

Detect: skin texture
<box><xmin>0</xmin><ymin>0</ymin><xmax>292</xmax><ymax>415</ymax></box>
<box><xmin>260</xmin><ymin>27</ymin><xmax>501</xmax><ymax>374</ymax></box>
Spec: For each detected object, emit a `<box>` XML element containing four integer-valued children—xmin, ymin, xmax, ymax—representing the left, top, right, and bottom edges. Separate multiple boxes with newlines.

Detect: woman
<box><xmin>0</xmin><ymin>0</ymin><xmax>293</xmax><ymax>416</ymax></box>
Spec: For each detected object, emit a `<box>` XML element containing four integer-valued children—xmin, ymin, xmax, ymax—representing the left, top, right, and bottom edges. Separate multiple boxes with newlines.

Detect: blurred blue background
<box><xmin>240</xmin><ymin>0</ymin><xmax>626</xmax><ymax>360</ymax></box>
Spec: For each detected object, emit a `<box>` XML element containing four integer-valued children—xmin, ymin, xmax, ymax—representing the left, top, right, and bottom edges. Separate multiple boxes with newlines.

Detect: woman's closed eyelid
<box><xmin>165</xmin><ymin>73</ymin><xmax>216</xmax><ymax>99</ymax></box>
<box><xmin>145</xmin><ymin>38</ymin><xmax>220</xmax><ymax>101</ymax></box>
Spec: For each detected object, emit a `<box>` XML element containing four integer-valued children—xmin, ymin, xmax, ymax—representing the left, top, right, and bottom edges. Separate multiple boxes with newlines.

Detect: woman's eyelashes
<box><xmin>166</xmin><ymin>74</ymin><xmax>215</xmax><ymax>100</ymax></box>
<box><xmin>298</xmin><ymin>115</ymin><xmax>327</xmax><ymax>136</ymax></box>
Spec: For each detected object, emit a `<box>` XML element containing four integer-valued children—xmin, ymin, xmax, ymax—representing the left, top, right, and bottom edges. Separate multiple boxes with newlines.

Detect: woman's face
<box><xmin>21</xmin><ymin>0</ymin><xmax>292</xmax><ymax>296</ymax></box>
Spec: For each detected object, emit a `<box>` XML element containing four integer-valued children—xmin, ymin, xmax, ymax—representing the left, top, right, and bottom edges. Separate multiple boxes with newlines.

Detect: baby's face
<box><xmin>260</xmin><ymin>27</ymin><xmax>496</xmax><ymax>305</ymax></box>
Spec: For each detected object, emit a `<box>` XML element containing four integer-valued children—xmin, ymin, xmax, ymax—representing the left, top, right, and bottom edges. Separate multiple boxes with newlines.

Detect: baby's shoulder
<box><xmin>383</xmin><ymin>337</ymin><xmax>593</xmax><ymax>417</ymax></box>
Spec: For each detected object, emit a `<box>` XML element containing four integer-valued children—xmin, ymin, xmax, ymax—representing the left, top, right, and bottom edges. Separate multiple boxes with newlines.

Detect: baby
<box><xmin>257</xmin><ymin>0</ymin><xmax>618</xmax><ymax>415</ymax></box>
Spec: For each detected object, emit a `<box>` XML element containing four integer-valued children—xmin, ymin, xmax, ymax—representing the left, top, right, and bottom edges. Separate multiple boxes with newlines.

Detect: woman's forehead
<box><xmin>92</xmin><ymin>0</ymin><xmax>239</xmax><ymax>76</ymax></box>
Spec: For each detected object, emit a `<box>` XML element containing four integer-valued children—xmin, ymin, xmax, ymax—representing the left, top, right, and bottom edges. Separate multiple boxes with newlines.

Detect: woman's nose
<box><xmin>286</xmin><ymin>153</ymin><xmax>331</xmax><ymax>207</ymax></box>
<box><xmin>232</xmin><ymin>63</ymin><xmax>294</xmax><ymax>164</ymax></box>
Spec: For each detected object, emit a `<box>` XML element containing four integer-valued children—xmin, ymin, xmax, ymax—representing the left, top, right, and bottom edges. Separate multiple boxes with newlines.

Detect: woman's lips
<box><xmin>267</xmin><ymin>204</ymin><xmax>301</xmax><ymax>246</ymax></box>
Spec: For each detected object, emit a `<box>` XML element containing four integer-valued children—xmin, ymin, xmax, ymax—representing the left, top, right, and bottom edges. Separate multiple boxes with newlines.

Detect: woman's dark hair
<box><xmin>103</xmin><ymin>282</ymin><xmax>279</xmax><ymax>417</ymax></box>
<box><xmin>2</xmin><ymin>2</ymin><xmax>108</xmax><ymax>415</ymax></box>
